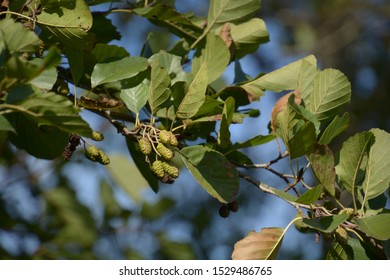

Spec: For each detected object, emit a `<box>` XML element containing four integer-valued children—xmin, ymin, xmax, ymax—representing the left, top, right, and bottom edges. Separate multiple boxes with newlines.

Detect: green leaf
<box><xmin>318</xmin><ymin>112</ymin><xmax>350</xmax><ymax>145</ymax></box>
<box><xmin>148</xmin><ymin>60</ymin><xmax>171</xmax><ymax>115</ymax></box>
<box><xmin>120</xmin><ymin>81</ymin><xmax>149</xmax><ymax>114</ymax></box>
<box><xmin>230</xmin><ymin>18</ymin><xmax>269</xmax><ymax>58</ymax></box>
<box><xmin>141</xmin><ymin>198</ymin><xmax>175</xmax><ymax>220</ymax></box>
<box><xmin>0</xmin><ymin>115</ymin><xmax>16</xmax><ymax>133</ymax></box>
<box><xmin>175</xmin><ymin>63</ymin><xmax>208</xmax><ymax>119</ymax></box>
<box><xmin>355</xmin><ymin>214</ymin><xmax>390</xmax><ymax>241</ymax></box>
<box><xmin>44</xmin><ymin>186</ymin><xmax>97</xmax><ymax>246</ymax></box>
<box><xmin>191</xmin><ymin>33</ymin><xmax>230</xmax><ymax>84</ymax></box>
<box><xmin>307</xmin><ymin>69</ymin><xmax>351</xmax><ymax>122</ymax></box>
<box><xmin>6</xmin><ymin>113</ymin><xmax>69</xmax><ymax>159</ymax></box>
<box><xmin>105</xmin><ymin>154</ymin><xmax>149</xmax><ymax>204</ymax></box>
<box><xmin>218</xmin><ymin>97</ymin><xmax>235</xmax><ymax>148</ymax></box>
<box><xmin>336</xmin><ymin>131</ymin><xmax>374</xmax><ymax>193</ymax></box>
<box><xmin>64</xmin><ymin>47</ymin><xmax>84</xmax><ymax>85</ymax></box>
<box><xmin>180</xmin><ymin>145</ymin><xmax>239</xmax><ymax>203</ymax></box>
<box><xmin>90</xmin><ymin>12</ymin><xmax>121</xmax><ymax>44</ymax></box>
<box><xmin>326</xmin><ymin>238</ymin><xmax>371</xmax><ymax>260</ymax></box>
<box><xmin>4</xmin><ymin>92</ymin><xmax>92</xmax><ymax>137</ymax></box>
<box><xmin>302</xmin><ymin>211</ymin><xmax>349</xmax><ymax>233</ymax></box>
<box><xmin>29</xmin><ymin>67</ymin><xmax>57</xmax><ymax>90</ymax></box>
<box><xmin>245</xmin><ymin>55</ymin><xmax>317</xmax><ymax>93</ymax></box>
<box><xmin>133</xmin><ymin>5</ymin><xmax>203</xmax><ymax>44</ymax></box>
<box><xmin>91</xmin><ymin>56</ymin><xmax>149</xmax><ymax>88</ymax></box>
<box><xmin>361</xmin><ymin>129</ymin><xmax>390</xmax><ymax>202</ymax></box>
<box><xmin>0</xmin><ymin>18</ymin><xmax>39</xmax><ymax>53</ymax></box>
<box><xmin>91</xmin><ymin>44</ymin><xmax>129</xmax><ymax>63</ymax></box>
<box><xmin>231</xmin><ymin>227</ymin><xmax>284</xmax><ymax>260</ymax></box>
<box><xmin>148</xmin><ymin>52</ymin><xmax>187</xmax><ymax>84</ymax></box>
<box><xmin>126</xmin><ymin>138</ymin><xmax>159</xmax><ymax>193</ymax></box>
<box><xmin>308</xmin><ymin>144</ymin><xmax>336</xmax><ymax>196</ymax></box>
<box><xmin>233</xmin><ymin>134</ymin><xmax>276</xmax><ymax>149</ymax></box>
<box><xmin>207</xmin><ymin>0</ymin><xmax>261</xmax><ymax>30</ymax></box>
<box><xmin>288</xmin><ymin>121</ymin><xmax>316</xmax><ymax>159</ymax></box>
<box><xmin>295</xmin><ymin>185</ymin><xmax>324</xmax><ymax>204</ymax></box>
<box><xmin>37</xmin><ymin>0</ymin><xmax>95</xmax><ymax>51</ymax></box>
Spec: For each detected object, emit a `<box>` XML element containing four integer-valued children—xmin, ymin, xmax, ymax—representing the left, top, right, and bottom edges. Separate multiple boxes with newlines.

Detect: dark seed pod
<box><xmin>91</xmin><ymin>131</ymin><xmax>104</xmax><ymax>141</ymax></box>
<box><xmin>228</xmin><ymin>200</ymin><xmax>239</xmax><ymax>212</ymax></box>
<box><xmin>68</xmin><ymin>134</ymin><xmax>81</xmax><ymax>147</ymax></box>
<box><xmin>218</xmin><ymin>204</ymin><xmax>230</xmax><ymax>218</ymax></box>
<box><xmin>156</xmin><ymin>143</ymin><xmax>174</xmax><ymax>160</ymax></box>
<box><xmin>138</xmin><ymin>138</ymin><xmax>152</xmax><ymax>155</ymax></box>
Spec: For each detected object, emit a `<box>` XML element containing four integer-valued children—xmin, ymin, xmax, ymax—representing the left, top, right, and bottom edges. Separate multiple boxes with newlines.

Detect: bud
<box><xmin>91</xmin><ymin>131</ymin><xmax>104</xmax><ymax>141</ymax></box>
<box><xmin>156</xmin><ymin>143</ymin><xmax>174</xmax><ymax>160</ymax></box>
<box><xmin>138</xmin><ymin>138</ymin><xmax>152</xmax><ymax>155</ymax></box>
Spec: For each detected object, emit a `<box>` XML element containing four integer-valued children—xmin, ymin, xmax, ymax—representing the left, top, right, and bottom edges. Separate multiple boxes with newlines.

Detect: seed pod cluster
<box><xmin>85</xmin><ymin>145</ymin><xmax>110</xmax><ymax>165</ymax></box>
<box><xmin>136</xmin><ymin>126</ymin><xmax>180</xmax><ymax>183</ymax></box>
<box><xmin>218</xmin><ymin>200</ymin><xmax>240</xmax><ymax>218</ymax></box>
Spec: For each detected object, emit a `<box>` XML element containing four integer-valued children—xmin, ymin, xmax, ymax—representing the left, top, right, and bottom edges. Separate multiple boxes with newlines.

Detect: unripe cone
<box><xmin>85</xmin><ymin>146</ymin><xmax>100</xmax><ymax>162</ymax></box>
<box><xmin>156</xmin><ymin>143</ymin><xmax>174</xmax><ymax>160</ymax></box>
<box><xmin>152</xmin><ymin>160</ymin><xmax>165</xmax><ymax>178</ymax></box>
<box><xmin>158</xmin><ymin>130</ymin><xmax>171</xmax><ymax>145</ymax></box>
<box><xmin>91</xmin><ymin>131</ymin><xmax>104</xmax><ymax>141</ymax></box>
<box><xmin>168</xmin><ymin>131</ymin><xmax>179</xmax><ymax>147</ymax></box>
<box><xmin>98</xmin><ymin>150</ymin><xmax>110</xmax><ymax>165</ymax></box>
<box><xmin>138</xmin><ymin>138</ymin><xmax>152</xmax><ymax>155</ymax></box>
<box><xmin>161</xmin><ymin>162</ymin><xmax>179</xmax><ymax>178</ymax></box>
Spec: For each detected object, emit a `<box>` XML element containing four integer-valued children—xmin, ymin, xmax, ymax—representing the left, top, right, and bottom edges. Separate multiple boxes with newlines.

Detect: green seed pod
<box><xmin>335</xmin><ymin>227</ymin><xmax>348</xmax><ymax>244</ymax></box>
<box><xmin>152</xmin><ymin>160</ymin><xmax>165</xmax><ymax>178</ymax></box>
<box><xmin>85</xmin><ymin>146</ymin><xmax>100</xmax><ymax>162</ymax></box>
<box><xmin>156</xmin><ymin>143</ymin><xmax>174</xmax><ymax>160</ymax></box>
<box><xmin>91</xmin><ymin>131</ymin><xmax>104</xmax><ymax>141</ymax></box>
<box><xmin>158</xmin><ymin>130</ymin><xmax>171</xmax><ymax>145</ymax></box>
<box><xmin>161</xmin><ymin>162</ymin><xmax>179</xmax><ymax>178</ymax></box>
<box><xmin>97</xmin><ymin>150</ymin><xmax>110</xmax><ymax>165</ymax></box>
<box><xmin>168</xmin><ymin>131</ymin><xmax>179</xmax><ymax>147</ymax></box>
<box><xmin>138</xmin><ymin>138</ymin><xmax>152</xmax><ymax>155</ymax></box>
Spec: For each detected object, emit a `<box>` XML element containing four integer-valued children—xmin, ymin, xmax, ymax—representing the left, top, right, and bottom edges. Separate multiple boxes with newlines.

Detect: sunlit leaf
<box><xmin>120</xmin><ymin>81</ymin><xmax>149</xmax><ymax>114</ymax></box>
<box><xmin>308</xmin><ymin>69</ymin><xmax>351</xmax><ymax>122</ymax></box>
<box><xmin>148</xmin><ymin>52</ymin><xmax>187</xmax><ymax>84</ymax></box>
<box><xmin>318</xmin><ymin>112</ymin><xmax>350</xmax><ymax>145</ymax></box>
<box><xmin>355</xmin><ymin>214</ymin><xmax>390</xmax><ymax>241</ymax></box>
<box><xmin>361</xmin><ymin>129</ymin><xmax>390</xmax><ymax>202</ymax></box>
<box><xmin>176</xmin><ymin>63</ymin><xmax>208</xmax><ymax>119</ymax></box>
<box><xmin>326</xmin><ymin>238</ymin><xmax>371</xmax><ymax>260</ymax></box>
<box><xmin>233</xmin><ymin>134</ymin><xmax>276</xmax><ymax>149</ymax></box>
<box><xmin>232</xmin><ymin>227</ymin><xmax>284</xmax><ymax>260</ymax></box>
<box><xmin>336</xmin><ymin>131</ymin><xmax>373</xmax><ymax>193</ymax></box>
<box><xmin>91</xmin><ymin>56</ymin><xmax>149</xmax><ymax>88</ymax></box>
<box><xmin>288</xmin><ymin>121</ymin><xmax>316</xmax><ymax>159</ymax></box>
<box><xmin>0</xmin><ymin>19</ymin><xmax>39</xmax><ymax>53</ymax></box>
<box><xmin>302</xmin><ymin>211</ymin><xmax>349</xmax><ymax>233</ymax></box>
<box><xmin>191</xmin><ymin>33</ymin><xmax>230</xmax><ymax>84</ymax></box>
<box><xmin>180</xmin><ymin>145</ymin><xmax>239</xmax><ymax>203</ymax></box>
<box><xmin>37</xmin><ymin>0</ymin><xmax>95</xmax><ymax>51</ymax></box>
<box><xmin>0</xmin><ymin>115</ymin><xmax>16</xmax><ymax>133</ymax></box>
<box><xmin>295</xmin><ymin>185</ymin><xmax>323</xmax><ymax>204</ymax></box>
<box><xmin>218</xmin><ymin>97</ymin><xmax>235</xmax><ymax>148</ymax></box>
<box><xmin>230</xmin><ymin>18</ymin><xmax>269</xmax><ymax>58</ymax></box>
<box><xmin>148</xmin><ymin>60</ymin><xmax>171</xmax><ymax>115</ymax></box>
